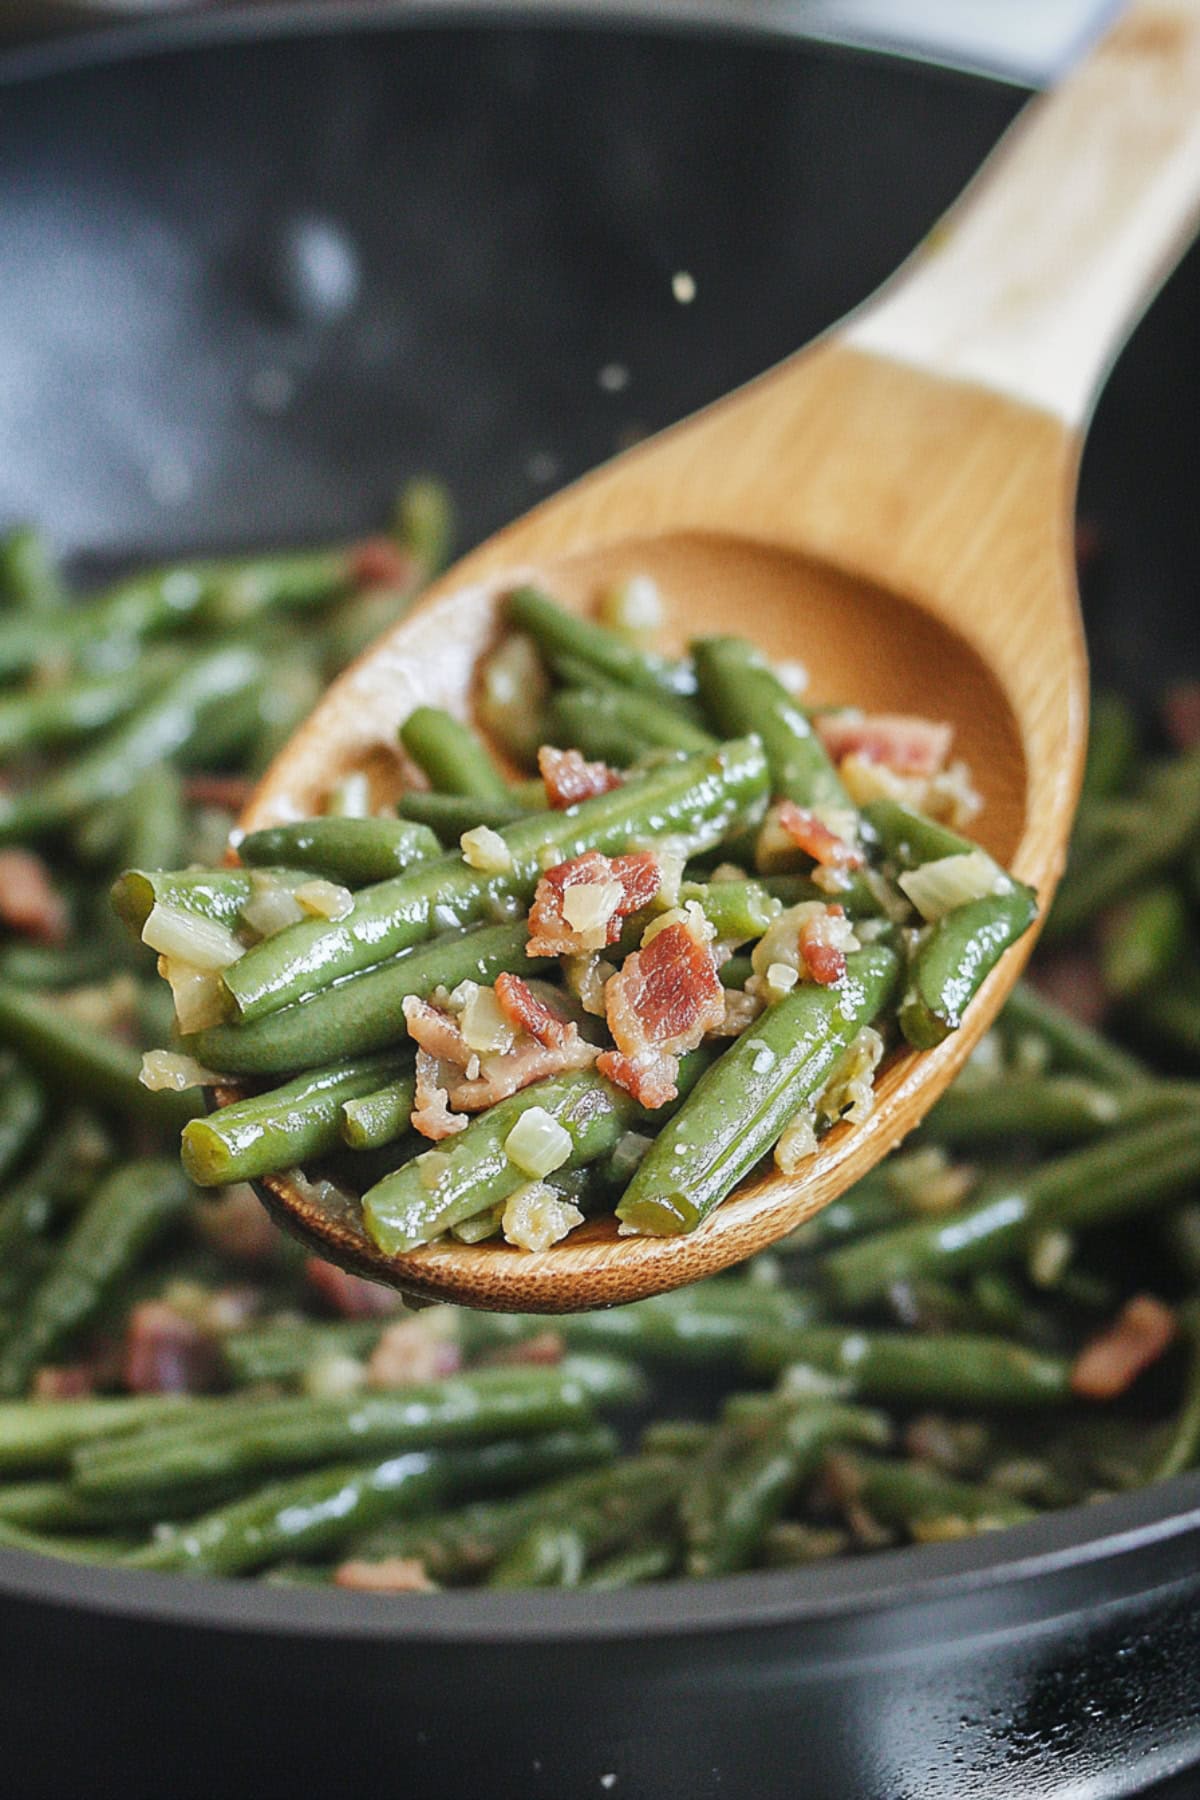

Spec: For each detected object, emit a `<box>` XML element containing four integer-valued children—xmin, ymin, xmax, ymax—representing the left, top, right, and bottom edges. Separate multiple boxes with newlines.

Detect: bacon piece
<box><xmin>183</xmin><ymin>773</ymin><xmax>255</xmax><ymax>811</ymax></box>
<box><xmin>122</xmin><ymin>1301</ymin><xmax>220</xmax><ymax>1395</ymax></box>
<box><xmin>481</xmin><ymin>1328</ymin><xmax>566</xmax><ymax>1368</ymax></box>
<box><xmin>526</xmin><ymin>849</ymin><xmax>661</xmax><ymax>957</ymax></box>
<box><xmin>449</xmin><ymin>1033</ymin><xmax>595</xmax><ymax>1112</ymax></box>
<box><xmin>367</xmin><ymin>1316</ymin><xmax>463</xmax><ymax>1389</ymax></box>
<box><xmin>538</xmin><ymin>745</ymin><xmax>623</xmax><ymax>810</ymax></box>
<box><xmin>350</xmin><ymin>536</ymin><xmax>417</xmax><ymax>590</ymax></box>
<box><xmin>334</xmin><ymin>1557</ymin><xmax>437</xmax><ymax>1593</ymax></box>
<box><xmin>403</xmin><ymin>996</ymin><xmax>472</xmax><ymax>1066</ymax></box>
<box><xmin>305</xmin><ymin>1257</ymin><xmax>406</xmax><ymax>1319</ymax></box>
<box><xmin>411</xmin><ymin>1049</ymin><xmax>469</xmax><ymax>1141</ymax></box>
<box><xmin>599</xmin><ymin>919</ymin><xmax>724</xmax><ymax>1109</ymax></box>
<box><xmin>494</xmin><ymin>972</ymin><xmax>570</xmax><ymax>1050</ymax></box>
<box><xmin>1163</xmin><ymin>682</ymin><xmax>1200</xmax><ymax>754</ymax></box>
<box><xmin>0</xmin><ymin>849</ymin><xmax>69</xmax><ymax>943</ymax></box>
<box><xmin>798</xmin><ymin>907</ymin><xmax>849</xmax><ymax>986</ymax></box>
<box><xmin>815</xmin><ymin>712</ymin><xmax>953</xmax><ymax>778</ymax></box>
<box><xmin>33</xmin><ymin>1364</ymin><xmax>96</xmax><ymax>1401</ymax></box>
<box><xmin>775</xmin><ymin>801</ymin><xmax>865</xmax><ymax>870</ymax></box>
<box><xmin>1071</xmin><ymin>1295</ymin><xmax>1177</xmax><ymax>1401</ymax></box>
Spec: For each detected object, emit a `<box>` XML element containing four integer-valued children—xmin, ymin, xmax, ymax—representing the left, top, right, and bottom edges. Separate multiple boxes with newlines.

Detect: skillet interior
<box><xmin>0</xmin><ymin>10</ymin><xmax>1198</xmax><ymax>1797</ymax></box>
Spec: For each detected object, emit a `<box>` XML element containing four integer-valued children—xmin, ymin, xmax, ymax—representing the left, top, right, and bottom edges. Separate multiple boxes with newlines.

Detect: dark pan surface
<box><xmin>0</xmin><ymin>9</ymin><xmax>1198</xmax><ymax>1797</ymax></box>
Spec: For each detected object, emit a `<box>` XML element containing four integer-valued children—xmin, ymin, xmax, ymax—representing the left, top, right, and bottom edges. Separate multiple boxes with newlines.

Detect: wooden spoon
<box><xmin>236</xmin><ymin>0</ymin><xmax>1200</xmax><ymax>1311</ymax></box>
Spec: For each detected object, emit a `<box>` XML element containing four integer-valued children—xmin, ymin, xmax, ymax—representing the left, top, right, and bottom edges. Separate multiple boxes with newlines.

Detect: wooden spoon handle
<box><xmin>846</xmin><ymin>0</ymin><xmax>1200</xmax><ymax>423</ymax></box>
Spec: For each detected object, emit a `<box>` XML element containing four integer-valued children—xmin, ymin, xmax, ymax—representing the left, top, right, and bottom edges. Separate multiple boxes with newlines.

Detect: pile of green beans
<box><xmin>0</xmin><ymin>509</ymin><xmax>1196</xmax><ymax>1591</ymax></box>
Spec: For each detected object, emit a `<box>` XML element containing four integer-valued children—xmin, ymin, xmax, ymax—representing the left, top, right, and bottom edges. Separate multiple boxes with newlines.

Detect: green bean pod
<box><xmin>693</xmin><ymin>635</ymin><xmax>850</xmax><ymax>817</ymax></box>
<box><xmin>0</xmin><ymin>983</ymin><xmax>199</xmax><ymax>1130</ymax></box>
<box><xmin>236</xmin><ymin>817</ymin><xmax>442</xmax><ymax>886</ymax></box>
<box><xmin>508</xmin><ymin>585</ymin><xmax>697</xmax><ymax>700</ymax></box>
<box><xmin>900</xmin><ymin>886</ymin><xmax>1039</xmax><ymax>1050</ymax></box>
<box><xmin>399</xmin><ymin>705</ymin><xmax>512</xmax><ymax>801</ymax></box>
<box><xmin>743</xmin><ymin>1326</ymin><xmax>1073</xmax><ymax>1407</ymax></box>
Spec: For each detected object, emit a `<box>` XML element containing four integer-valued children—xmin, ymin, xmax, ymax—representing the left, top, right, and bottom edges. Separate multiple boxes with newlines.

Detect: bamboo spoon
<box><xmin>234</xmin><ymin>0</ymin><xmax>1200</xmax><ymax>1311</ymax></box>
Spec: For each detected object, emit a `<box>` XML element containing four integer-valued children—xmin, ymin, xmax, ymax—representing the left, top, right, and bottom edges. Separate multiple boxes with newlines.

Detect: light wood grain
<box><xmin>239</xmin><ymin>0</ymin><xmax>1200</xmax><ymax>1310</ymax></box>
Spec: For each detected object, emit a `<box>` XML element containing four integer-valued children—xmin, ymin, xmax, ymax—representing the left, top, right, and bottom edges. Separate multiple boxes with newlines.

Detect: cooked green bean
<box><xmin>0</xmin><ymin>524</ymin><xmax>65</xmax><ymax>613</ymax></box>
<box><xmin>1081</xmin><ymin>691</ymin><xmax>1139</xmax><ymax>802</ymax></box>
<box><xmin>112</xmin><ymin>865</ymin><xmax>310</xmax><ymax>936</ymax></box>
<box><xmin>0</xmin><ymin>984</ymin><xmax>199</xmax><ymax>1130</ymax></box>
<box><xmin>0</xmin><ymin>1158</ymin><xmax>192</xmax><ymax>1397</ymax></box>
<box><xmin>919</xmin><ymin>1073</ymin><xmax>1196</xmax><ymax>1146</ymax></box>
<box><xmin>0</xmin><ymin>653</ymin><xmax>182</xmax><ymax>759</ymax></box>
<box><xmin>237</xmin><ymin>816</ymin><xmax>442</xmax><ymax>886</ymax></box>
<box><xmin>508</xmin><ymin>585</ymin><xmax>697</xmax><ymax>700</ymax></box>
<box><xmin>835</xmin><ymin>1454</ymin><xmax>1037</xmax><ymax>1534</ymax></box>
<box><xmin>340</xmin><ymin>1075</ymin><xmax>420</xmax><ymax>1152</ymax></box>
<box><xmin>185</xmin><ymin>921</ymin><xmax>551</xmax><ymax>1074</ymax></box>
<box><xmin>1049</xmin><ymin>746</ymin><xmax>1200</xmax><ymax>938</ymax></box>
<box><xmin>743</xmin><ymin>1326</ymin><xmax>1072</xmax><ymax>1407</ymax></box>
<box><xmin>394</xmin><ymin>792</ymin><xmax>530</xmax><ymax>839</ymax></box>
<box><xmin>122</xmin><ymin>765</ymin><xmax>186</xmax><ymax>874</ymax></box>
<box><xmin>222</xmin><ymin>736</ymin><xmax>767</xmax><ymax>1021</ymax></box>
<box><xmin>0</xmin><ymin>1058</ymin><xmax>46</xmax><ymax>1184</ymax></box>
<box><xmin>1101</xmin><ymin>883</ymin><xmax>1188</xmax><ymax>999</ymax></box>
<box><xmin>999</xmin><ymin>981</ymin><xmax>1148</xmax><ymax>1085</ymax></box>
<box><xmin>545</xmin><ymin>687</ymin><xmax>716</xmax><ymax>761</ymax></box>
<box><xmin>488</xmin><ymin>1453</ymin><xmax>681</xmax><ymax>1587</ymax></box>
<box><xmin>399</xmin><ymin>705</ymin><xmax>512</xmax><ymax>801</ymax></box>
<box><xmin>900</xmin><ymin>887</ymin><xmax>1039</xmax><ymax>1050</ymax></box>
<box><xmin>616</xmin><ymin>945</ymin><xmax>898</xmax><ymax>1235</ymax></box>
<box><xmin>693</xmin><ymin>635</ymin><xmax>851</xmax><ymax>818</ymax></box>
<box><xmin>180</xmin><ymin>1054</ymin><xmax>414</xmax><ymax>1186</ymax></box>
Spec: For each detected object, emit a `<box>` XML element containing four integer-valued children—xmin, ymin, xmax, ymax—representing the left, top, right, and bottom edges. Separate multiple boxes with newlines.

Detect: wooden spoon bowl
<box><xmin>234</xmin><ymin>0</ymin><xmax>1200</xmax><ymax>1310</ymax></box>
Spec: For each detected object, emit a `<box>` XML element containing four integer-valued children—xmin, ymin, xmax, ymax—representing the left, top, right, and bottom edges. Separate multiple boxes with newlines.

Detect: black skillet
<box><xmin>0</xmin><ymin>8</ymin><xmax>1198</xmax><ymax>1797</ymax></box>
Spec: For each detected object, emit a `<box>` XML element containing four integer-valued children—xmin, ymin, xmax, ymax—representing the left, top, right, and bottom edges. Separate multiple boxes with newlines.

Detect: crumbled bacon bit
<box><xmin>122</xmin><ymin>1300</ymin><xmax>221</xmax><ymax>1395</ymax></box>
<box><xmin>1163</xmin><ymin>682</ymin><xmax>1200</xmax><ymax>753</ymax></box>
<box><xmin>367</xmin><ymin>1315</ymin><xmax>463</xmax><ymax>1389</ymax></box>
<box><xmin>0</xmin><ymin>849</ymin><xmax>69</xmax><ymax>943</ymax></box>
<box><xmin>411</xmin><ymin>1049</ymin><xmax>469</xmax><ymax>1141</ymax></box>
<box><xmin>334</xmin><ymin>1557</ymin><xmax>437</xmax><ymax>1594</ymax></box>
<box><xmin>599</xmin><ymin>918</ymin><xmax>724</xmax><ymax>1108</ymax></box>
<box><xmin>33</xmin><ymin>1364</ymin><xmax>96</xmax><ymax>1400</ymax></box>
<box><xmin>404</xmin><ymin>997</ymin><xmax>472</xmax><ymax>1067</ymax></box>
<box><xmin>350</xmin><ymin>536</ymin><xmax>417</xmax><ymax>590</ymax></box>
<box><xmin>182</xmin><ymin>773</ymin><xmax>255</xmax><ymax>811</ymax></box>
<box><xmin>537</xmin><ymin>744</ymin><xmax>623</xmax><ymax>809</ymax></box>
<box><xmin>815</xmin><ymin>712</ymin><xmax>953</xmax><ymax>778</ymax></box>
<box><xmin>482</xmin><ymin>1328</ymin><xmax>566</xmax><ymax>1368</ymax></box>
<box><xmin>1071</xmin><ymin>1295</ymin><xmax>1177</xmax><ymax>1400</ymax></box>
<box><xmin>493</xmin><ymin>972</ymin><xmax>569</xmax><ymax>1050</ymax></box>
<box><xmin>526</xmin><ymin>850</ymin><xmax>661</xmax><ymax>957</ymax></box>
<box><xmin>305</xmin><ymin>1257</ymin><xmax>406</xmax><ymax>1319</ymax></box>
<box><xmin>799</xmin><ymin>907</ymin><xmax>848</xmax><ymax>985</ymax></box>
<box><xmin>775</xmin><ymin>801</ymin><xmax>865</xmax><ymax>870</ymax></box>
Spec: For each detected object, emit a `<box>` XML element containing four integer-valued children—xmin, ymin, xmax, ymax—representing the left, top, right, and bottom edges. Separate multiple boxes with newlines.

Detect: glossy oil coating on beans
<box><xmin>0</xmin><ymin>501</ymin><xmax>1196</xmax><ymax>1597</ymax></box>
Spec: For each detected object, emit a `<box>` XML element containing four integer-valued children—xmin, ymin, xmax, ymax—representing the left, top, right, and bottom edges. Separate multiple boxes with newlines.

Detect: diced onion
<box><xmin>325</xmin><ymin>770</ymin><xmax>372</xmax><ymax>818</ymax></box>
<box><xmin>459</xmin><ymin>984</ymin><xmax>516</xmax><ymax>1055</ymax></box>
<box><xmin>641</xmin><ymin>899</ymin><xmax>714</xmax><ymax>948</ymax></box>
<box><xmin>563</xmin><ymin>952</ymin><xmax>614</xmax><ymax>1016</ymax></box>
<box><xmin>303</xmin><ymin>1354</ymin><xmax>367</xmax><ymax>1399</ymax></box>
<box><xmin>561</xmin><ymin>879</ymin><xmax>623</xmax><ymax>936</ymax></box>
<box><xmin>241</xmin><ymin>882</ymin><xmax>306</xmax><ymax>939</ymax></box>
<box><xmin>818</xmin><ymin>1026</ymin><xmax>885</xmax><ymax>1125</ymax></box>
<box><xmin>502</xmin><ymin>1181</ymin><xmax>584</xmax><ymax>1253</ymax></box>
<box><xmin>775</xmin><ymin>1108</ymin><xmax>818</xmax><ymax>1174</ymax></box>
<box><xmin>296</xmin><ymin>879</ymin><xmax>354</xmax><ymax>920</ymax></box>
<box><xmin>750</xmin><ymin>902</ymin><xmax>827</xmax><ymax>980</ymax></box>
<box><xmin>460</xmin><ymin>826</ymin><xmax>512</xmax><ymax>873</ymax></box>
<box><xmin>158</xmin><ymin>957</ymin><xmax>228</xmax><ymax>1034</ymax></box>
<box><xmin>139</xmin><ymin>1049</ymin><xmax>222</xmax><ymax>1093</ymax></box>
<box><xmin>765</xmin><ymin>961</ymin><xmax>799</xmax><ymax>996</ymax></box>
<box><xmin>599</xmin><ymin>572</ymin><xmax>663</xmax><ymax>641</ymax></box>
<box><xmin>898</xmin><ymin>849</ymin><xmax>1008</xmax><ymax>922</ymax></box>
<box><xmin>143</xmin><ymin>902</ymin><xmax>245</xmax><ymax>970</ymax></box>
<box><xmin>504</xmin><ymin>1107</ymin><xmax>573</xmax><ymax>1178</ymax></box>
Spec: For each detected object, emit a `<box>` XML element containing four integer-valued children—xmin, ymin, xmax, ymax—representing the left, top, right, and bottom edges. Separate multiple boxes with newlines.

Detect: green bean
<box><xmin>399</xmin><ymin>706</ymin><xmax>511</xmax><ymax>801</ymax></box>
<box><xmin>125</xmin><ymin>1428</ymin><xmax>617</xmax><ymax>1577</ymax></box>
<box><xmin>221</xmin><ymin>1318</ymin><xmax>386</xmax><ymax>1386</ymax></box>
<box><xmin>72</xmin><ymin>1358</ymin><xmax>639</xmax><ymax>1499</ymax></box>
<box><xmin>919</xmin><ymin>1074</ymin><xmax>1197</xmax><ymax>1146</ymax></box>
<box><xmin>0</xmin><ymin>1157</ymin><xmax>192</xmax><ymax>1397</ymax></box>
<box><xmin>363</xmin><ymin>1071</ymin><xmax>643</xmax><ymax>1255</ymax></box>
<box><xmin>0</xmin><ymin>1395</ymin><xmax>228</xmax><ymax>1474</ymax></box>
<box><xmin>394</xmin><ymin>792</ymin><xmax>530</xmax><ymax>839</ymax></box>
<box><xmin>719</xmin><ymin>953</ymin><xmax>754</xmax><ymax>990</ymax></box>
<box><xmin>616</xmin><ymin>945</ymin><xmax>899</xmax><ymax>1235</ymax></box>
<box><xmin>1101</xmin><ymin>883</ymin><xmax>1188</xmax><ymax>999</ymax></box>
<box><xmin>581</xmin><ymin>1539</ymin><xmax>677</xmax><ymax>1587</ymax></box>
<box><xmin>0</xmin><ymin>1519</ymin><xmax>135</xmax><ymax>1563</ymax></box>
<box><xmin>237</xmin><ymin>817</ymin><xmax>441</xmax><ymax>886</ymax></box>
<box><xmin>900</xmin><ymin>887</ymin><xmax>1039</xmax><ymax>1050</ymax></box>
<box><xmin>823</xmin><ymin>1112</ymin><xmax>1200</xmax><ymax>1309</ymax></box>
<box><xmin>0</xmin><ymin>524</ymin><xmax>65</xmax><ymax>613</ymax></box>
<box><xmin>548</xmin><ymin>654</ymin><xmax>708</xmax><ymax>728</ymax></box>
<box><xmin>862</xmin><ymin>798</ymin><xmax>979</xmax><ymax>869</ymax></box>
<box><xmin>639</xmin><ymin>1420</ymin><xmax>714</xmax><ymax>1458</ymax></box>
<box><xmin>678</xmin><ymin>879</ymin><xmax>781</xmax><ymax>944</ymax></box>
<box><xmin>0</xmin><ymin>1119</ymin><xmax>107</xmax><ymax>1313</ymax></box>
<box><xmin>394</xmin><ymin>477</ymin><xmax>454</xmax><ymax>572</ymax></box>
<box><xmin>0</xmin><ymin>1475</ymin><xmax>251</xmax><ymax>1532</ymax></box>
<box><xmin>0</xmin><ymin>654</ymin><xmax>183</xmax><ymax>759</ymax></box>
<box><xmin>180</xmin><ymin>1054</ymin><xmax>414</xmax><ymax>1186</ymax></box>
<box><xmin>223</xmin><ymin>736</ymin><xmax>765</xmax><ymax>1021</ymax></box>
<box><xmin>0</xmin><ymin>941</ymin><xmax>112</xmax><ymax>988</ymax></box>
<box><xmin>0</xmin><ymin>983</ymin><xmax>199</xmax><ymax>1130</ymax></box>
<box><xmin>1150</xmin><ymin>1304</ymin><xmax>1200</xmax><ymax>1481</ymax></box>
<box><xmin>346</xmin><ymin>1439</ymin><xmax>631</xmax><ymax>1578</ymax></box>
<box><xmin>1081</xmin><ymin>691</ymin><xmax>1139</xmax><ymax>802</ymax></box>
<box><xmin>122</xmin><ymin>765</ymin><xmax>186</xmax><ymax>873</ymax></box>
<box><xmin>685</xmin><ymin>1401</ymin><xmax>889</xmax><ymax>1577</ymax></box>
<box><xmin>1049</xmin><ymin>746</ymin><xmax>1200</xmax><ymax>938</ymax></box>
<box><xmin>341</xmin><ymin>1076</ymin><xmax>419</xmax><ymax>1152</ymax></box>
<box><xmin>0</xmin><ymin>1058</ymin><xmax>46</xmax><ymax>1183</ymax></box>
<box><xmin>744</xmin><ymin>1325</ymin><xmax>1071</xmax><ymax>1407</ymax></box>
<box><xmin>1133</xmin><ymin>965</ymin><xmax>1200</xmax><ymax>1059</ymax></box>
<box><xmin>999</xmin><ymin>981</ymin><xmax>1148</xmax><ymax>1085</ymax></box>
<box><xmin>507</xmin><ymin>585</ymin><xmax>697</xmax><ymax>700</ymax></box>
<box><xmin>487</xmin><ymin>1454</ymin><xmax>680</xmax><ymax>1587</ymax></box>
<box><xmin>186</xmin><ymin>921</ymin><xmax>551</xmax><ymax>1074</ymax></box>
<box><xmin>0</xmin><ymin>644</ymin><xmax>266</xmax><ymax>844</ymax></box>
<box><xmin>693</xmin><ymin>635</ymin><xmax>850</xmax><ymax>817</ymax></box>
<box><xmin>545</xmin><ymin>687</ymin><xmax>716</xmax><ymax>761</ymax></box>
<box><xmin>837</xmin><ymin>1454</ymin><xmax>1037</xmax><ymax>1534</ymax></box>
<box><xmin>111</xmin><ymin>865</ymin><xmax>309</xmax><ymax>936</ymax></box>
